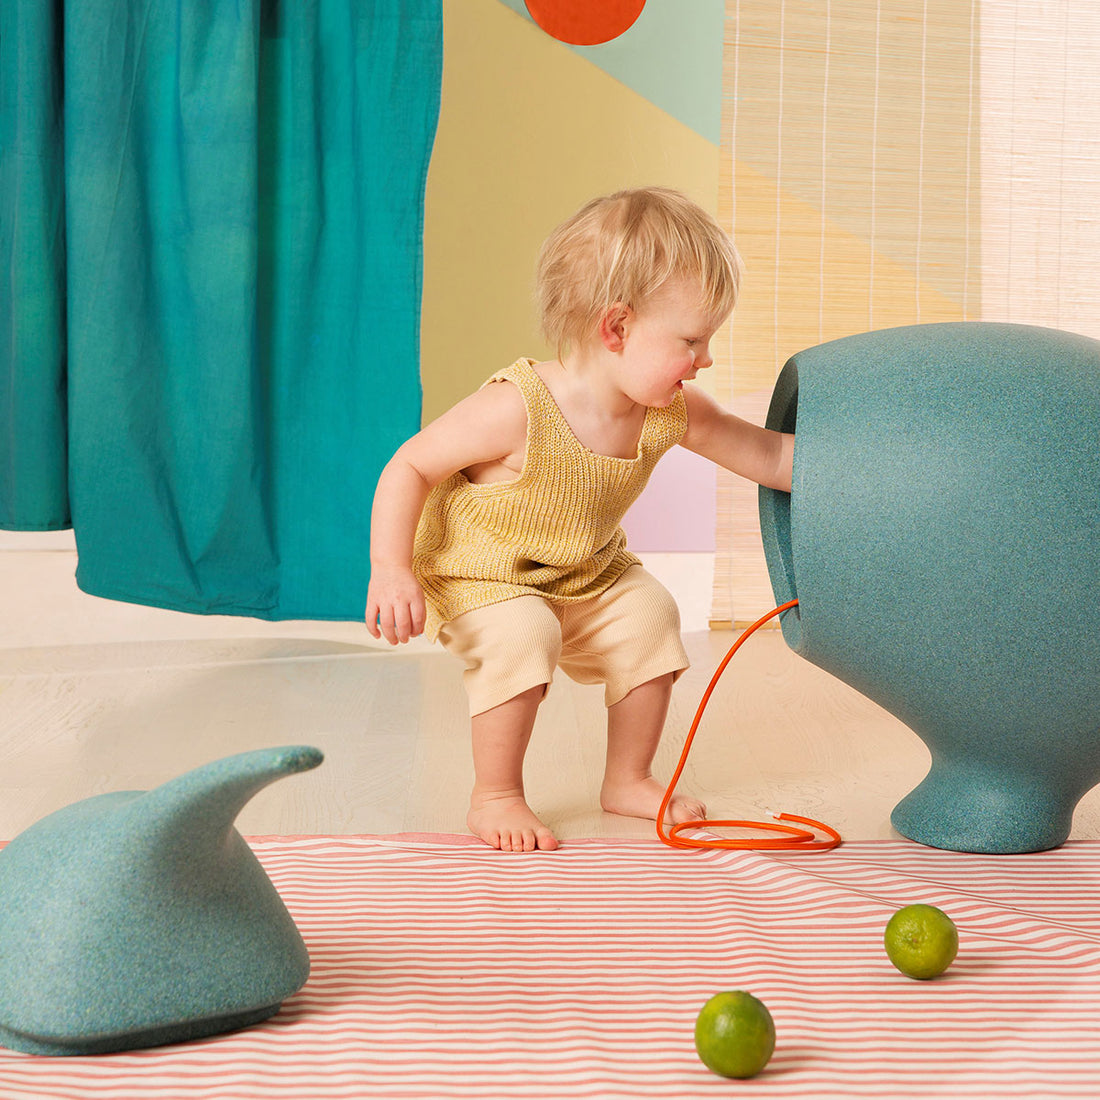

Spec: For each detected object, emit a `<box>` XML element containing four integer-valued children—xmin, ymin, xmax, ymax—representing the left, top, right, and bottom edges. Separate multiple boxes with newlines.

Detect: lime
<box><xmin>694</xmin><ymin>990</ymin><xmax>775</xmax><ymax>1079</ymax></box>
<box><xmin>884</xmin><ymin>904</ymin><xmax>958</xmax><ymax>979</ymax></box>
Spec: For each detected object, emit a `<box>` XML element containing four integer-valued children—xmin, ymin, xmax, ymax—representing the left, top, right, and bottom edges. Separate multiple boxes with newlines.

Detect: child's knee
<box><xmin>556</xmin><ymin>568</ymin><xmax>689</xmax><ymax>706</ymax></box>
<box><xmin>508</xmin><ymin>682</ymin><xmax>551</xmax><ymax>707</ymax></box>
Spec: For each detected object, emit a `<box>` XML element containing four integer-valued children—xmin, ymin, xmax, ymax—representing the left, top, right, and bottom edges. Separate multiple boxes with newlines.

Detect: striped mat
<box><xmin>2</xmin><ymin>834</ymin><xmax>1098</xmax><ymax>1099</ymax></box>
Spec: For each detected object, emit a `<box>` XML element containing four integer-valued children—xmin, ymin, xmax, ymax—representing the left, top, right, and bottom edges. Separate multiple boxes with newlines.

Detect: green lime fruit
<box><xmin>694</xmin><ymin>990</ymin><xmax>776</xmax><ymax>1079</ymax></box>
<box><xmin>884</xmin><ymin>903</ymin><xmax>959</xmax><ymax>979</ymax></box>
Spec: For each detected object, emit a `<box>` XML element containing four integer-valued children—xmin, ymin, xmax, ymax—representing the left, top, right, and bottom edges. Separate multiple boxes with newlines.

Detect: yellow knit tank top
<box><xmin>413</xmin><ymin>358</ymin><xmax>688</xmax><ymax>640</ymax></box>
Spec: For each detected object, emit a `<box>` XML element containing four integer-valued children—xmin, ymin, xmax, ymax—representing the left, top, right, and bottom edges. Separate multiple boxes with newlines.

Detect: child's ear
<box><xmin>598</xmin><ymin>303</ymin><xmax>632</xmax><ymax>351</ymax></box>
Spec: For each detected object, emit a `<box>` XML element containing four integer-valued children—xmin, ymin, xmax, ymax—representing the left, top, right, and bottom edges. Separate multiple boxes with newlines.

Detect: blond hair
<box><xmin>535</xmin><ymin>187</ymin><xmax>742</xmax><ymax>357</ymax></box>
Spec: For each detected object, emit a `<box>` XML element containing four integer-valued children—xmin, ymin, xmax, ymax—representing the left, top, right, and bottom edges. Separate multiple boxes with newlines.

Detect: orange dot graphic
<box><xmin>524</xmin><ymin>0</ymin><xmax>646</xmax><ymax>46</ymax></box>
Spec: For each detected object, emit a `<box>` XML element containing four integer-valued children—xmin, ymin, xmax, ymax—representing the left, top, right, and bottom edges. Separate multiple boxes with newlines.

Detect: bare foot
<box><xmin>468</xmin><ymin>793</ymin><xmax>560</xmax><ymax>852</ymax></box>
<box><xmin>601</xmin><ymin>776</ymin><xmax>706</xmax><ymax>825</ymax></box>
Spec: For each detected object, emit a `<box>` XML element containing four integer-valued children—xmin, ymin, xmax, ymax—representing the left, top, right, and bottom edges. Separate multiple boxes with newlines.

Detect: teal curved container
<box><xmin>760</xmin><ymin>322</ymin><xmax>1100</xmax><ymax>853</ymax></box>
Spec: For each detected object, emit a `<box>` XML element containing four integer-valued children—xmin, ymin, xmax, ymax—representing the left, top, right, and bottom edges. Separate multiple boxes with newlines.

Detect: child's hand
<box><xmin>365</xmin><ymin>566</ymin><xmax>426</xmax><ymax>645</ymax></box>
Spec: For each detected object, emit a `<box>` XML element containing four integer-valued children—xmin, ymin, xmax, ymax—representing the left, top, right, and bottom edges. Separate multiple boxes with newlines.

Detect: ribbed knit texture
<box><xmin>414</xmin><ymin>359</ymin><xmax>687</xmax><ymax>640</ymax></box>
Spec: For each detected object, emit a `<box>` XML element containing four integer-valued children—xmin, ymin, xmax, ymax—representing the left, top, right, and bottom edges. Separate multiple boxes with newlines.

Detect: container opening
<box><xmin>759</xmin><ymin>363</ymin><xmax>801</xmax><ymax>647</ymax></box>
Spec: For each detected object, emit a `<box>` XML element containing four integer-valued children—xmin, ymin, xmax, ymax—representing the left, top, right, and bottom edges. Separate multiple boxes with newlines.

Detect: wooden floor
<box><xmin>5</xmin><ymin>548</ymin><xmax>1100</xmax><ymax>845</ymax></box>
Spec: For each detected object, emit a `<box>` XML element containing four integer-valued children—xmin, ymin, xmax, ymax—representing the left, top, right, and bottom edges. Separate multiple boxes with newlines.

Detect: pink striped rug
<box><xmin>1</xmin><ymin>834</ymin><xmax>1098</xmax><ymax>1099</ymax></box>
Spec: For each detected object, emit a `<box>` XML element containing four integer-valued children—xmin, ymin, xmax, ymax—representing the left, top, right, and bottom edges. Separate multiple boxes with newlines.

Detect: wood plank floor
<box><xmin>4</xmin><ymin>549</ymin><xmax>1099</xmax><ymax>845</ymax></box>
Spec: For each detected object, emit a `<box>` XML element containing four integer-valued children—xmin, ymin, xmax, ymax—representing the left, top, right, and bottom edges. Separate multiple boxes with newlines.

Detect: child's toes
<box><xmin>669</xmin><ymin>796</ymin><xmax>706</xmax><ymax>824</ymax></box>
<box><xmin>500</xmin><ymin>828</ymin><xmax>531</xmax><ymax>852</ymax></box>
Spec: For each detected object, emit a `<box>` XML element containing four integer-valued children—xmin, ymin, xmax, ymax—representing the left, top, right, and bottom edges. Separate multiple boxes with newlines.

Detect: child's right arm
<box><xmin>364</xmin><ymin>450</ymin><xmax>435</xmax><ymax>645</ymax></box>
<box><xmin>365</xmin><ymin>380</ymin><xmax>527</xmax><ymax>645</ymax></box>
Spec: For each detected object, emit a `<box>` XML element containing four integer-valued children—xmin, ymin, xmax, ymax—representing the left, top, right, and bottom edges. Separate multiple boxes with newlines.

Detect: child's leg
<box><xmin>438</xmin><ymin>595</ymin><xmax>563</xmax><ymax>852</ymax></box>
<box><xmin>600</xmin><ymin>671</ymin><xmax>706</xmax><ymax>824</ymax></box>
<box><xmin>468</xmin><ymin>684</ymin><xmax>559</xmax><ymax>852</ymax></box>
<box><xmin>557</xmin><ymin>565</ymin><xmax>706</xmax><ymax>825</ymax></box>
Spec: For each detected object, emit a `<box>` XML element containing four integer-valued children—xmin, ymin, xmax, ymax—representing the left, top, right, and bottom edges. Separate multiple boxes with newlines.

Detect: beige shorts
<box><xmin>437</xmin><ymin>565</ymin><xmax>689</xmax><ymax>716</ymax></box>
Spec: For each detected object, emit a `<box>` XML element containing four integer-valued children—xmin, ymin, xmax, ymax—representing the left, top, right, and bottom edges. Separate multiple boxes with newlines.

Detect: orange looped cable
<box><xmin>657</xmin><ymin>598</ymin><xmax>841</xmax><ymax>853</ymax></box>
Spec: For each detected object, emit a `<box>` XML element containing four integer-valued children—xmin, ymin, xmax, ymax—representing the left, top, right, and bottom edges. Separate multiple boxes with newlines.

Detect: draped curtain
<box><xmin>1</xmin><ymin>0</ymin><xmax>442</xmax><ymax>620</ymax></box>
<box><xmin>713</xmin><ymin>0</ymin><xmax>1100</xmax><ymax>626</ymax></box>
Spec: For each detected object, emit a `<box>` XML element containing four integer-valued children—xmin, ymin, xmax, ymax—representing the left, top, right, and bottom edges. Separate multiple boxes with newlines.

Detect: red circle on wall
<box><xmin>524</xmin><ymin>0</ymin><xmax>646</xmax><ymax>46</ymax></box>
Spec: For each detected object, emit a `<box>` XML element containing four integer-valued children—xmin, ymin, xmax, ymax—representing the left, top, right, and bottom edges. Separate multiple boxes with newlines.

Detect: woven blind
<box><xmin>713</xmin><ymin>0</ymin><xmax>1100</xmax><ymax>627</ymax></box>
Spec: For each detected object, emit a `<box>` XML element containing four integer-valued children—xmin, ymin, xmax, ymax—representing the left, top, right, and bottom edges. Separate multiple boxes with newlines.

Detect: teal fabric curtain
<box><xmin>1</xmin><ymin>0</ymin><xmax>441</xmax><ymax>620</ymax></box>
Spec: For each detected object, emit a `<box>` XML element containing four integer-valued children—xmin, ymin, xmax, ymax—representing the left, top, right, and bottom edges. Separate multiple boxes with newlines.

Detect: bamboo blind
<box><xmin>712</xmin><ymin>0</ymin><xmax>988</xmax><ymax>627</ymax></box>
<box><xmin>714</xmin><ymin>0</ymin><xmax>1100</xmax><ymax>628</ymax></box>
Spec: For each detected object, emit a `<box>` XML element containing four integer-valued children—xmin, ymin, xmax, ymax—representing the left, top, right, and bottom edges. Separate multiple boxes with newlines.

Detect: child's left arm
<box><xmin>680</xmin><ymin>386</ymin><xmax>794</xmax><ymax>492</ymax></box>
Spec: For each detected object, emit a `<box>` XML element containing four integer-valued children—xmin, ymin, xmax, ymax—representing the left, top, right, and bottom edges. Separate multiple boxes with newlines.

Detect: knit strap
<box><xmin>484</xmin><ymin>359</ymin><xmax>587</xmax><ymax>478</ymax></box>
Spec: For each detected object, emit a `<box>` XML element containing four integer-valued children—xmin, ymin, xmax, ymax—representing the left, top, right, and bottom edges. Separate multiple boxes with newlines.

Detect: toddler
<box><xmin>366</xmin><ymin>187</ymin><xmax>793</xmax><ymax>852</ymax></box>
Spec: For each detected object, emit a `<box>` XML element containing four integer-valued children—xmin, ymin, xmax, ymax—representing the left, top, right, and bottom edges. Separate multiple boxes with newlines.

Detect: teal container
<box><xmin>0</xmin><ymin>746</ymin><xmax>322</xmax><ymax>1054</ymax></box>
<box><xmin>760</xmin><ymin>322</ymin><xmax>1100</xmax><ymax>853</ymax></box>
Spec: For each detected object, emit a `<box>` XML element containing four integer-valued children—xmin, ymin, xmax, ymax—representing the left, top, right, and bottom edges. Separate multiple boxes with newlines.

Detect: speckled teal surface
<box><xmin>0</xmin><ymin>746</ymin><xmax>323</xmax><ymax>1055</ymax></box>
<box><xmin>760</xmin><ymin>322</ymin><xmax>1100</xmax><ymax>854</ymax></box>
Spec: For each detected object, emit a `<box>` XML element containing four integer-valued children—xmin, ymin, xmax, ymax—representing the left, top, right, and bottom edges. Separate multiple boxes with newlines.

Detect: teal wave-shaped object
<box><xmin>0</xmin><ymin>746</ymin><xmax>323</xmax><ymax>1055</ymax></box>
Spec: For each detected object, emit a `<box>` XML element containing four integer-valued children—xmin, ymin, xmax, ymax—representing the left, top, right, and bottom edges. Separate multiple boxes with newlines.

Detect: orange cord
<box><xmin>656</xmin><ymin>598</ymin><xmax>841</xmax><ymax>853</ymax></box>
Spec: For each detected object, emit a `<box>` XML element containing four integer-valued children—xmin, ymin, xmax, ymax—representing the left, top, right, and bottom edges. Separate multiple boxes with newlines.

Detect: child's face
<box><xmin>615</xmin><ymin>278</ymin><xmax>726</xmax><ymax>407</ymax></box>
